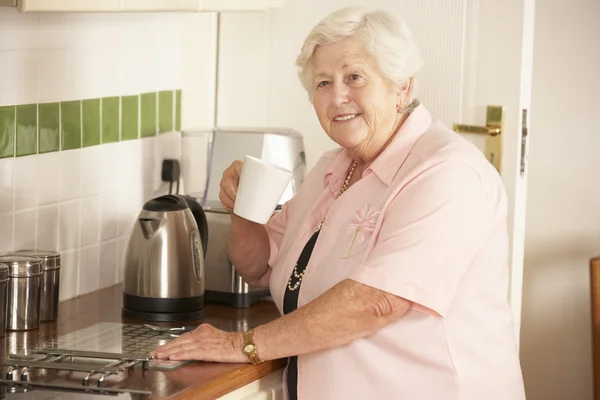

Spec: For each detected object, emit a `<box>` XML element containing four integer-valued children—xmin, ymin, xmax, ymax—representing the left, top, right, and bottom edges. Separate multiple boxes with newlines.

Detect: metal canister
<box><xmin>14</xmin><ymin>250</ymin><xmax>61</xmax><ymax>322</ymax></box>
<box><xmin>0</xmin><ymin>256</ymin><xmax>43</xmax><ymax>331</ymax></box>
<box><xmin>0</xmin><ymin>263</ymin><xmax>9</xmax><ymax>337</ymax></box>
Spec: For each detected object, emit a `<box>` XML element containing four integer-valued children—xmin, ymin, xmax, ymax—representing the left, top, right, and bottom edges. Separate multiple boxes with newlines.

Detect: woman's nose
<box><xmin>331</xmin><ymin>83</ymin><xmax>351</xmax><ymax>108</ymax></box>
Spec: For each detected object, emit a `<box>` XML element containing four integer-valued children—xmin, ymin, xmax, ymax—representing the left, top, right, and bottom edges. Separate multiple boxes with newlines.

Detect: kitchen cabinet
<box><xmin>218</xmin><ymin>370</ymin><xmax>284</xmax><ymax>400</ymax></box>
<box><xmin>121</xmin><ymin>0</ymin><xmax>200</xmax><ymax>12</ymax></box>
<box><xmin>201</xmin><ymin>0</ymin><xmax>282</xmax><ymax>12</ymax></box>
<box><xmin>19</xmin><ymin>0</ymin><xmax>121</xmax><ymax>12</ymax></box>
<box><xmin>9</xmin><ymin>0</ymin><xmax>283</xmax><ymax>12</ymax></box>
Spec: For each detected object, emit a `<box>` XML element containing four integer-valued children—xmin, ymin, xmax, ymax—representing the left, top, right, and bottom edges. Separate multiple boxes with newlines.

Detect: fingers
<box><xmin>153</xmin><ymin>331</ymin><xmax>196</xmax><ymax>356</ymax></box>
<box><xmin>219</xmin><ymin>161</ymin><xmax>243</xmax><ymax>212</ymax></box>
<box><xmin>156</xmin><ymin>341</ymin><xmax>208</xmax><ymax>361</ymax></box>
<box><xmin>150</xmin><ymin>325</ymin><xmax>246</xmax><ymax>363</ymax></box>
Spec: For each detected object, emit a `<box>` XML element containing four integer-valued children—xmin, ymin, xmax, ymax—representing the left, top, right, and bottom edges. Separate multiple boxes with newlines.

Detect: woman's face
<box><xmin>311</xmin><ymin>35</ymin><xmax>407</xmax><ymax>163</ymax></box>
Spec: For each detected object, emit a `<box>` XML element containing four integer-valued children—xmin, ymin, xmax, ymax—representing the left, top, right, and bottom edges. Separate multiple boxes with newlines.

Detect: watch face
<box><xmin>244</xmin><ymin>344</ymin><xmax>255</xmax><ymax>353</ymax></box>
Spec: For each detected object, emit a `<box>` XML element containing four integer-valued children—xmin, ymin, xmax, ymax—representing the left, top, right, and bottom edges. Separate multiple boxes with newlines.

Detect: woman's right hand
<box><xmin>219</xmin><ymin>160</ymin><xmax>243</xmax><ymax>213</ymax></box>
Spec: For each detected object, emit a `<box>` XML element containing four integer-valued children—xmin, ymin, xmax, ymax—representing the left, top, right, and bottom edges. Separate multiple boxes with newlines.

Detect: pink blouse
<box><xmin>266</xmin><ymin>104</ymin><xmax>526</xmax><ymax>399</ymax></box>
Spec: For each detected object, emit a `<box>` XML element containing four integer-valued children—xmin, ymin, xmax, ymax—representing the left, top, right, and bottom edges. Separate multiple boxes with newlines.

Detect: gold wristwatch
<box><xmin>242</xmin><ymin>329</ymin><xmax>263</xmax><ymax>364</ymax></box>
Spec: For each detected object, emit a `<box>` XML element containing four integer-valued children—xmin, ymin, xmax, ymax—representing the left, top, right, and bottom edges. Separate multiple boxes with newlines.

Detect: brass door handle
<box><xmin>453</xmin><ymin>105</ymin><xmax>504</xmax><ymax>173</ymax></box>
<box><xmin>452</xmin><ymin>105</ymin><xmax>504</xmax><ymax>136</ymax></box>
<box><xmin>452</xmin><ymin>124</ymin><xmax>501</xmax><ymax>136</ymax></box>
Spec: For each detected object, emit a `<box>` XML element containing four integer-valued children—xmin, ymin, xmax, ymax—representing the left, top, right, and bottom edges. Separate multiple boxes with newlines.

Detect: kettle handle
<box><xmin>182</xmin><ymin>195</ymin><xmax>209</xmax><ymax>259</ymax></box>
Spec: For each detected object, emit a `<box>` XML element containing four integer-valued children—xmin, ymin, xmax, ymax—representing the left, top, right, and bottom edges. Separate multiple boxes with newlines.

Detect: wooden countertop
<box><xmin>0</xmin><ymin>284</ymin><xmax>286</xmax><ymax>399</ymax></box>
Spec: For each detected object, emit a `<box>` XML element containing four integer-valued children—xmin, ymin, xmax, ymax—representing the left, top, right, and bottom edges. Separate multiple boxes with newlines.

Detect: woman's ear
<box><xmin>396</xmin><ymin>78</ymin><xmax>414</xmax><ymax>113</ymax></box>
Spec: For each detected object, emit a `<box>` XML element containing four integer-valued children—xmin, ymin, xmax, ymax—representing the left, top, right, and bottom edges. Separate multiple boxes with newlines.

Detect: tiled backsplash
<box><xmin>0</xmin><ymin>8</ymin><xmax>186</xmax><ymax>302</ymax></box>
<box><xmin>0</xmin><ymin>90</ymin><xmax>181</xmax><ymax>157</ymax></box>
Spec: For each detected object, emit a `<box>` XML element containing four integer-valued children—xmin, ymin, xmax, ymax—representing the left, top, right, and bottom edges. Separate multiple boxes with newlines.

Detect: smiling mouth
<box><xmin>333</xmin><ymin>114</ymin><xmax>360</xmax><ymax>122</ymax></box>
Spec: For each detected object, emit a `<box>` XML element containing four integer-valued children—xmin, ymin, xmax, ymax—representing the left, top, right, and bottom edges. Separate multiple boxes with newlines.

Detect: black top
<box><xmin>282</xmin><ymin>231</ymin><xmax>320</xmax><ymax>400</ymax></box>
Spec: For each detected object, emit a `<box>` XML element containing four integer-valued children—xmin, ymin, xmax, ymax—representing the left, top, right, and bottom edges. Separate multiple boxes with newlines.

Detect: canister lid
<box><xmin>0</xmin><ymin>263</ymin><xmax>8</xmax><ymax>283</ymax></box>
<box><xmin>13</xmin><ymin>250</ymin><xmax>61</xmax><ymax>270</ymax></box>
<box><xmin>0</xmin><ymin>255</ymin><xmax>43</xmax><ymax>277</ymax></box>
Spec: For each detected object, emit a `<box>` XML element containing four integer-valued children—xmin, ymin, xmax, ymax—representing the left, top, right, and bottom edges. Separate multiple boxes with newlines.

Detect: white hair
<box><xmin>296</xmin><ymin>7</ymin><xmax>423</xmax><ymax>101</ymax></box>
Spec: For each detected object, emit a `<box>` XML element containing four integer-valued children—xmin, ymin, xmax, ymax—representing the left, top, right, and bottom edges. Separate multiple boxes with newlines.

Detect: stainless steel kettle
<box><xmin>122</xmin><ymin>194</ymin><xmax>208</xmax><ymax>322</ymax></box>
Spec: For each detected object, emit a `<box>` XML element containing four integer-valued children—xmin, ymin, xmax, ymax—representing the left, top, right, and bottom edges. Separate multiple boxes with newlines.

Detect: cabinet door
<box><xmin>19</xmin><ymin>0</ymin><xmax>120</xmax><ymax>12</ymax></box>
<box><xmin>200</xmin><ymin>0</ymin><xmax>270</xmax><ymax>12</ymax></box>
<box><xmin>218</xmin><ymin>370</ymin><xmax>283</xmax><ymax>400</ymax></box>
<box><xmin>121</xmin><ymin>0</ymin><xmax>200</xmax><ymax>11</ymax></box>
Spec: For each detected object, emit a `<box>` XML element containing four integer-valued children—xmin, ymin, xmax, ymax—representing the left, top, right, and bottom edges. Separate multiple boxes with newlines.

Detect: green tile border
<box><xmin>61</xmin><ymin>100</ymin><xmax>81</xmax><ymax>151</ymax></box>
<box><xmin>82</xmin><ymin>99</ymin><xmax>101</xmax><ymax>147</ymax></box>
<box><xmin>39</xmin><ymin>102</ymin><xmax>60</xmax><ymax>154</ymax></box>
<box><xmin>16</xmin><ymin>104</ymin><xmax>37</xmax><ymax>157</ymax></box>
<box><xmin>140</xmin><ymin>92</ymin><xmax>157</xmax><ymax>138</ymax></box>
<box><xmin>176</xmin><ymin>89</ymin><xmax>181</xmax><ymax>132</ymax></box>
<box><xmin>0</xmin><ymin>106</ymin><xmax>15</xmax><ymax>159</ymax></box>
<box><xmin>121</xmin><ymin>95</ymin><xmax>139</xmax><ymax>141</ymax></box>
<box><xmin>158</xmin><ymin>90</ymin><xmax>173</xmax><ymax>134</ymax></box>
<box><xmin>102</xmin><ymin>97</ymin><xmax>119</xmax><ymax>144</ymax></box>
<box><xmin>0</xmin><ymin>89</ymin><xmax>181</xmax><ymax>158</ymax></box>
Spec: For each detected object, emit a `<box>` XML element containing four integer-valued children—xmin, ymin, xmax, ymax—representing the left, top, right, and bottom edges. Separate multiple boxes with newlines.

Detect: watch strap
<box><xmin>242</xmin><ymin>329</ymin><xmax>264</xmax><ymax>364</ymax></box>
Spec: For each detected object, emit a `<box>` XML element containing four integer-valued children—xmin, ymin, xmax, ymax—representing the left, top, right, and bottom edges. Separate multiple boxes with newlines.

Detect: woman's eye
<box><xmin>316</xmin><ymin>81</ymin><xmax>330</xmax><ymax>89</ymax></box>
<box><xmin>350</xmin><ymin>74</ymin><xmax>362</xmax><ymax>81</ymax></box>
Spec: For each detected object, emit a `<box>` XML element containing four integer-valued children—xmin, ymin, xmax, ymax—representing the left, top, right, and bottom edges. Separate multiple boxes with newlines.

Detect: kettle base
<box><xmin>122</xmin><ymin>292</ymin><xmax>205</xmax><ymax>322</ymax></box>
<box><xmin>122</xmin><ymin>307</ymin><xmax>204</xmax><ymax>322</ymax></box>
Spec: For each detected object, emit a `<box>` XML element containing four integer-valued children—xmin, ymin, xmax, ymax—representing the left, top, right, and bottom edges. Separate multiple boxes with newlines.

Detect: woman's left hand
<box><xmin>151</xmin><ymin>324</ymin><xmax>247</xmax><ymax>363</ymax></box>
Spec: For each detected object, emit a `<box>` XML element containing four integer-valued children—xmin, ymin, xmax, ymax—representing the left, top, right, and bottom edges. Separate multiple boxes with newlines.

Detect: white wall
<box><xmin>519</xmin><ymin>0</ymin><xmax>600</xmax><ymax>399</ymax></box>
<box><xmin>0</xmin><ymin>9</ymin><xmax>184</xmax><ymax>301</ymax></box>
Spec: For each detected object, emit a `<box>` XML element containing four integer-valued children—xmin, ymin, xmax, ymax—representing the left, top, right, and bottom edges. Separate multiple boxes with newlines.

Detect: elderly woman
<box><xmin>154</xmin><ymin>7</ymin><xmax>526</xmax><ymax>399</ymax></box>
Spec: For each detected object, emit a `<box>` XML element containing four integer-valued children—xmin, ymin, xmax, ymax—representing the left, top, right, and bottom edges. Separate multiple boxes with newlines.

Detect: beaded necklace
<box><xmin>287</xmin><ymin>160</ymin><xmax>358</xmax><ymax>291</ymax></box>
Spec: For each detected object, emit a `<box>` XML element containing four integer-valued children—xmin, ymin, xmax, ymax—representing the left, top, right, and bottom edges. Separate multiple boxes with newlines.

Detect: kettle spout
<box><xmin>139</xmin><ymin>218</ymin><xmax>161</xmax><ymax>239</ymax></box>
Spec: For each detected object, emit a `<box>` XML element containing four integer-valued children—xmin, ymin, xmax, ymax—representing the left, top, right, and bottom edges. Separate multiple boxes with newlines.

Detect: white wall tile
<box><xmin>80</xmin><ymin>146</ymin><xmax>102</xmax><ymax>197</ymax></box>
<box><xmin>154</xmin><ymin>14</ymin><xmax>180</xmax><ymax>49</ymax></box>
<box><xmin>0</xmin><ymin>213</ymin><xmax>13</xmax><ymax>254</ymax></box>
<box><xmin>97</xmin><ymin>143</ymin><xmax>119</xmax><ymax>193</ymax></box>
<box><xmin>71</xmin><ymin>47</ymin><xmax>121</xmax><ymax>100</ymax></box>
<box><xmin>37</xmin><ymin>49</ymin><xmax>76</xmax><ymax>103</ymax></box>
<box><xmin>0</xmin><ymin>158</ymin><xmax>14</xmax><ymax>214</ymax></box>
<box><xmin>116</xmin><ymin>186</ymin><xmax>143</xmax><ymax>238</ymax></box>
<box><xmin>36</xmin><ymin>152</ymin><xmax>61</xmax><ymax>206</ymax></box>
<box><xmin>60</xmin><ymin>150</ymin><xmax>81</xmax><ymax>201</ymax></box>
<box><xmin>71</xmin><ymin>14</ymin><xmax>122</xmax><ymax>49</ymax></box>
<box><xmin>14</xmin><ymin>155</ymin><xmax>37</xmax><ymax>211</ymax></box>
<box><xmin>119</xmin><ymin>47</ymin><xmax>157</xmax><ymax>96</ymax></box>
<box><xmin>181</xmin><ymin>13</ymin><xmax>217</xmax><ymax>130</ymax></box>
<box><xmin>141</xmin><ymin>137</ymin><xmax>155</xmax><ymax>186</ymax></box>
<box><xmin>59</xmin><ymin>200</ymin><xmax>80</xmax><ymax>251</ymax></box>
<box><xmin>13</xmin><ymin>209</ymin><xmax>36</xmax><ymax>251</ymax></box>
<box><xmin>217</xmin><ymin>12</ymin><xmax>269</xmax><ymax>128</ymax></box>
<box><xmin>143</xmin><ymin>184</ymin><xmax>156</xmax><ymax>203</ymax></box>
<box><xmin>37</xmin><ymin>13</ymin><xmax>80</xmax><ymax>50</ymax></box>
<box><xmin>100</xmin><ymin>191</ymin><xmax>119</xmax><ymax>242</ymax></box>
<box><xmin>0</xmin><ymin>9</ymin><xmax>38</xmax><ymax>52</ymax></box>
<box><xmin>0</xmin><ymin>50</ymin><xmax>38</xmax><ymax>107</ymax></box>
<box><xmin>99</xmin><ymin>240</ymin><xmax>117</xmax><ymax>289</ymax></box>
<box><xmin>153</xmin><ymin>132</ymin><xmax>182</xmax><ymax>192</ymax></box>
<box><xmin>80</xmin><ymin>196</ymin><xmax>100</xmax><ymax>247</ymax></box>
<box><xmin>36</xmin><ymin>205</ymin><xmax>59</xmax><ymax>251</ymax></box>
<box><xmin>59</xmin><ymin>249</ymin><xmax>79</xmax><ymax>301</ymax></box>
<box><xmin>117</xmin><ymin>237</ymin><xmax>129</xmax><ymax>283</ymax></box>
<box><xmin>79</xmin><ymin>245</ymin><xmax>99</xmax><ymax>295</ymax></box>
<box><xmin>155</xmin><ymin>45</ymin><xmax>180</xmax><ymax>91</ymax></box>
<box><xmin>116</xmin><ymin>140</ymin><xmax>142</xmax><ymax>190</ymax></box>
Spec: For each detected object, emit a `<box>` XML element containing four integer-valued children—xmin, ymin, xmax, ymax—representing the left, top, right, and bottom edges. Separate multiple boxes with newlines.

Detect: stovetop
<box><xmin>1</xmin><ymin>387</ymin><xmax>144</xmax><ymax>399</ymax></box>
<box><xmin>24</xmin><ymin>323</ymin><xmax>190</xmax><ymax>370</ymax></box>
<box><xmin>0</xmin><ymin>323</ymin><xmax>197</xmax><ymax>398</ymax></box>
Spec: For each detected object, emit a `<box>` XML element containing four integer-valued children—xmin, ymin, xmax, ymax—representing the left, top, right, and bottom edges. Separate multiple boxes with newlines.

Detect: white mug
<box><xmin>233</xmin><ymin>155</ymin><xmax>293</xmax><ymax>224</ymax></box>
